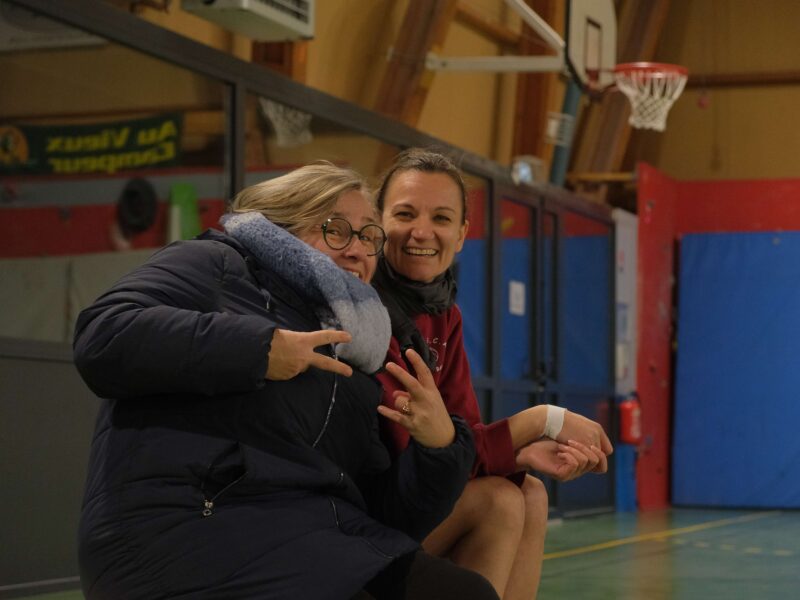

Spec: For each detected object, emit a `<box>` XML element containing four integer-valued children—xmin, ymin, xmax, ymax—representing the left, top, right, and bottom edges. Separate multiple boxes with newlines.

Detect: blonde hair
<box><xmin>229</xmin><ymin>161</ymin><xmax>371</xmax><ymax>236</ymax></box>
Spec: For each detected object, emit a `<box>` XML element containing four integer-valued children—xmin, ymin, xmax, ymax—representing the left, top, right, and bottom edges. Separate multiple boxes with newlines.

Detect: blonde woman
<box><xmin>74</xmin><ymin>163</ymin><xmax>498</xmax><ymax>600</ymax></box>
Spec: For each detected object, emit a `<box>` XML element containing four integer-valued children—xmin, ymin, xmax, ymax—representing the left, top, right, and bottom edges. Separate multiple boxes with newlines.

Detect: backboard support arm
<box><xmin>426</xmin><ymin>0</ymin><xmax>566</xmax><ymax>73</ymax></box>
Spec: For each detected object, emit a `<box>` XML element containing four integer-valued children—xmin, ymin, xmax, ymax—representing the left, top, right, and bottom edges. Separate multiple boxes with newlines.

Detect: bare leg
<box><xmin>501</xmin><ymin>475</ymin><xmax>549</xmax><ymax>600</ymax></box>
<box><xmin>422</xmin><ymin>477</ymin><xmax>525</xmax><ymax>597</ymax></box>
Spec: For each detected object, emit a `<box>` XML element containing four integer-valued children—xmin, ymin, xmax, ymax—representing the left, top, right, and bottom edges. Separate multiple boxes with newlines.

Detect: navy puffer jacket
<box><xmin>73</xmin><ymin>230</ymin><xmax>475</xmax><ymax>600</ymax></box>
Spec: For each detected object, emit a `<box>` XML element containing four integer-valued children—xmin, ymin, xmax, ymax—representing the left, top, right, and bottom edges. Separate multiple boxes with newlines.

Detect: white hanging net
<box><xmin>259</xmin><ymin>98</ymin><xmax>313</xmax><ymax>148</ymax></box>
<box><xmin>613</xmin><ymin>62</ymin><xmax>688</xmax><ymax>132</ymax></box>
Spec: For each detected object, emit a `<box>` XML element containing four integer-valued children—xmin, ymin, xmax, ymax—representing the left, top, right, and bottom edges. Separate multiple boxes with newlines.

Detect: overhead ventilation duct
<box><xmin>182</xmin><ymin>0</ymin><xmax>314</xmax><ymax>41</ymax></box>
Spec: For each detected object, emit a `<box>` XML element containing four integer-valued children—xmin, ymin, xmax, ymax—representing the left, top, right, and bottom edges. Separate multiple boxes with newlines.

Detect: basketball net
<box><xmin>259</xmin><ymin>98</ymin><xmax>313</xmax><ymax>148</ymax></box>
<box><xmin>613</xmin><ymin>62</ymin><xmax>688</xmax><ymax>132</ymax></box>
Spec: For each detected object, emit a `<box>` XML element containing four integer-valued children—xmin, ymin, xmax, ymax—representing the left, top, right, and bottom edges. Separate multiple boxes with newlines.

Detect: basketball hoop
<box><xmin>613</xmin><ymin>62</ymin><xmax>688</xmax><ymax>131</ymax></box>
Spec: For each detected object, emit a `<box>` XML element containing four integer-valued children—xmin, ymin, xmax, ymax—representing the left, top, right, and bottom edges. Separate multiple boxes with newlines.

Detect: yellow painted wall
<box><xmin>417</xmin><ymin>0</ymin><xmax>519</xmax><ymax>163</ymax></box>
<box><xmin>0</xmin><ymin>44</ymin><xmax>224</xmax><ymax>118</ymax></box>
<box><xmin>635</xmin><ymin>0</ymin><xmax>800</xmax><ymax>180</ymax></box>
<box><xmin>305</xmin><ymin>0</ymin><xmax>404</xmax><ymax>107</ymax></box>
<box><xmin>1</xmin><ymin>1</ymin><xmax>534</xmax><ymax>167</ymax></box>
<box><xmin>306</xmin><ymin>0</ymin><xmax>523</xmax><ymax>163</ymax></box>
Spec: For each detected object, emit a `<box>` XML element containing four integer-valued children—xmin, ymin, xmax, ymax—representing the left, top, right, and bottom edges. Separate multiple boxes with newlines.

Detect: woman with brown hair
<box><xmin>373</xmin><ymin>149</ymin><xmax>613</xmax><ymax>599</ymax></box>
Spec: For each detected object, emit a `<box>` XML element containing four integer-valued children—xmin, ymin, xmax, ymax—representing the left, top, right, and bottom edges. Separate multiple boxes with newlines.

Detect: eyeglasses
<box><xmin>321</xmin><ymin>217</ymin><xmax>386</xmax><ymax>256</ymax></box>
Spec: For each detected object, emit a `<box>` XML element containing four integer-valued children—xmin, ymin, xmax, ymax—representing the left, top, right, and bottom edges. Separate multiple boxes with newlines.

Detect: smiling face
<box><xmin>381</xmin><ymin>171</ymin><xmax>468</xmax><ymax>283</ymax></box>
<box><xmin>298</xmin><ymin>189</ymin><xmax>379</xmax><ymax>283</ymax></box>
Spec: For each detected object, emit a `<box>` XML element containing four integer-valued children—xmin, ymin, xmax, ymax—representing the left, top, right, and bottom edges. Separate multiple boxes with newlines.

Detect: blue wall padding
<box><xmin>500</xmin><ymin>238</ymin><xmax>533</xmax><ymax>380</ymax></box>
<box><xmin>557</xmin><ymin>392</ymin><xmax>614</xmax><ymax>510</ymax></box>
<box><xmin>456</xmin><ymin>240</ymin><xmax>488</xmax><ymax>376</ymax></box>
<box><xmin>457</xmin><ymin>238</ymin><xmax>535</xmax><ymax>381</ymax></box>
<box><xmin>457</xmin><ymin>235</ymin><xmax>610</xmax><ymax>425</ymax></box>
<box><xmin>673</xmin><ymin>232</ymin><xmax>800</xmax><ymax>508</ymax></box>
<box><xmin>494</xmin><ymin>391</ymin><xmax>533</xmax><ymax>422</ymax></box>
<box><xmin>562</xmin><ymin>236</ymin><xmax>612</xmax><ymax>388</ymax></box>
<box><xmin>541</xmin><ymin>241</ymin><xmax>555</xmax><ymax>369</ymax></box>
<box><xmin>615</xmin><ymin>442</ymin><xmax>637</xmax><ymax>512</ymax></box>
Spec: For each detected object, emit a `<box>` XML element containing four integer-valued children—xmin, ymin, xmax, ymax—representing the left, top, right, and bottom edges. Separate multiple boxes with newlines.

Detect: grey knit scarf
<box><xmin>221</xmin><ymin>211</ymin><xmax>390</xmax><ymax>374</ymax></box>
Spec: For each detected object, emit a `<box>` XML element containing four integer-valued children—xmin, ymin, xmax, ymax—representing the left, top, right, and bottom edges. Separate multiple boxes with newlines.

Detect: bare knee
<box><xmin>520</xmin><ymin>475</ymin><xmax>549</xmax><ymax>529</ymax></box>
<box><xmin>479</xmin><ymin>477</ymin><xmax>526</xmax><ymax>531</ymax></box>
<box><xmin>424</xmin><ymin>477</ymin><xmax>524</xmax><ymax>556</ymax></box>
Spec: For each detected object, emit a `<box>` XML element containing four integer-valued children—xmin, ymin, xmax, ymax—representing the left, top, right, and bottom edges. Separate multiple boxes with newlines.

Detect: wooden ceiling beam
<box><xmin>687</xmin><ymin>70</ymin><xmax>800</xmax><ymax>88</ymax></box>
<box><xmin>566</xmin><ymin>171</ymin><xmax>636</xmax><ymax>183</ymax></box>
<box><xmin>374</xmin><ymin>0</ymin><xmax>459</xmax><ymax>126</ymax></box>
<box><xmin>455</xmin><ymin>1</ymin><xmax>521</xmax><ymax>49</ymax></box>
<box><xmin>251</xmin><ymin>41</ymin><xmax>308</xmax><ymax>82</ymax></box>
<box><xmin>511</xmin><ymin>0</ymin><xmax>561</xmax><ymax>166</ymax></box>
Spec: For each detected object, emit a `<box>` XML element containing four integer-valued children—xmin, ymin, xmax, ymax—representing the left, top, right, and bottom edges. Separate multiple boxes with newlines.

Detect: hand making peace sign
<box><xmin>378</xmin><ymin>348</ymin><xmax>456</xmax><ymax>449</ymax></box>
<box><xmin>266</xmin><ymin>328</ymin><xmax>354</xmax><ymax>380</ymax></box>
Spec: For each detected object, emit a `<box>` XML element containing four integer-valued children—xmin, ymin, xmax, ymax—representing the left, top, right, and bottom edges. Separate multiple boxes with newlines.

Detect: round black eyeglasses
<box><xmin>321</xmin><ymin>218</ymin><xmax>387</xmax><ymax>256</ymax></box>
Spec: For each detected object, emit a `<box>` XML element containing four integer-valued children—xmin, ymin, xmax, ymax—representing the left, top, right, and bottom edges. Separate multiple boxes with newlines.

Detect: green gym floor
<box><xmin>538</xmin><ymin>508</ymin><xmax>799</xmax><ymax>599</ymax></box>
<box><xmin>17</xmin><ymin>509</ymin><xmax>800</xmax><ymax>600</ymax></box>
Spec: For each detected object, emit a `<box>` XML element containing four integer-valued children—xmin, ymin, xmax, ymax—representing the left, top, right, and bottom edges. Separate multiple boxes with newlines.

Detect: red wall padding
<box><xmin>0</xmin><ymin>200</ymin><xmax>226</xmax><ymax>258</ymax></box>
<box><xmin>677</xmin><ymin>178</ymin><xmax>800</xmax><ymax>234</ymax></box>
<box><xmin>636</xmin><ymin>163</ymin><xmax>678</xmax><ymax>510</ymax></box>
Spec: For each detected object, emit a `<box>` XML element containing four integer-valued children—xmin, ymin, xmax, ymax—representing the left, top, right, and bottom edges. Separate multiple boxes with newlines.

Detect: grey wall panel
<box><xmin>1</xmin><ymin>342</ymin><xmax>97</xmax><ymax>591</ymax></box>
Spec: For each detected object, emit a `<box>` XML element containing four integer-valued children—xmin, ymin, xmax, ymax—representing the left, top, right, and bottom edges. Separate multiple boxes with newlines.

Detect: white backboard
<box><xmin>566</xmin><ymin>0</ymin><xmax>617</xmax><ymax>89</ymax></box>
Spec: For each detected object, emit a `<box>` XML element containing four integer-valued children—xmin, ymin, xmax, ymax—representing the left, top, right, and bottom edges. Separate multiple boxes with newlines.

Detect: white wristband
<box><xmin>543</xmin><ymin>405</ymin><xmax>566</xmax><ymax>439</ymax></box>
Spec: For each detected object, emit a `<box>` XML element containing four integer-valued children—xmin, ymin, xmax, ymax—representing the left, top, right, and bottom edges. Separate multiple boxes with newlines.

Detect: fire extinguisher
<box><xmin>619</xmin><ymin>395</ymin><xmax>642</xmax><ymax>445</ymax></box>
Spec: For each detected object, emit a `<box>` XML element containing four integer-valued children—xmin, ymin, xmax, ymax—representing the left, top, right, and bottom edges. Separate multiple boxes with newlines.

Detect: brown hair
<box><xmin>229</xmin><ymin>161</ymin><xmax>371</xmax><ymax>236</ymax></box>
<box><xmin>375</xmin><ymin>148</ymin><xmax>468</xmax><ymax>223</ymax></box>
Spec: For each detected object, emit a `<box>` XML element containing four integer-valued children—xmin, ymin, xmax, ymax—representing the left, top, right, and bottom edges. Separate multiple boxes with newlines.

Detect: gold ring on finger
<box><xmin>401</xmin><ymin>401</ymin><xmax>412</xmax><ymax>416</ymax></box>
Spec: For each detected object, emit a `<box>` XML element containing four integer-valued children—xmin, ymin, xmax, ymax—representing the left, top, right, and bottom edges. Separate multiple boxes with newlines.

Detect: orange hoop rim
<box><xmin>614</xmin><ymin>62</ymin><xmax>689</xmax><ymax>77</ymax></box>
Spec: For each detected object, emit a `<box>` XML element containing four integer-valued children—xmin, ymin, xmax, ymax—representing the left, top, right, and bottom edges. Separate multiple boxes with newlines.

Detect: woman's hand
<box><xmin>555</xmin><ymin>411</ymin><xmax>614</xmax><ymax>457</ymax></box>
<box><xmin>266</xmin><ymin>329</ymin><xmax>354</xmax><ymax>380</ymax></box>
<box><xmin>516</xmin><ymin>439</ymin><xmax>607</xmax><ymax>481</ymax></box>
<box><xmin>378</xmin><ymin>349</ymin><xmax>456</xmax><ymax>449</ymax></box>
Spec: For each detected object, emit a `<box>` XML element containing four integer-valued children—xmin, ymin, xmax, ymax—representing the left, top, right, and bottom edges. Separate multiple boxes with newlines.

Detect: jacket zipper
<box><xmin>201</xmin><ymin>470</ymin><xmax>247</xmax><ymax>517</ymax></box>
<box><xmin>311</xmin><ymin>367</ymin><xmax>338</xmax><ymax>448</ymax></box>
<box><xmin>200</xmin><ymin>445</ymin><xmax>247</xmax><ymax>518</ymax></box>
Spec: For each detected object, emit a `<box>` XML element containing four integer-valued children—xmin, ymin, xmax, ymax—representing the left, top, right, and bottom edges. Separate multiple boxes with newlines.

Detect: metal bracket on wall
<box><xmin>426</xmin><ymin>0</ymin><xmax>565</xmax><ymax>73</ymax></box>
